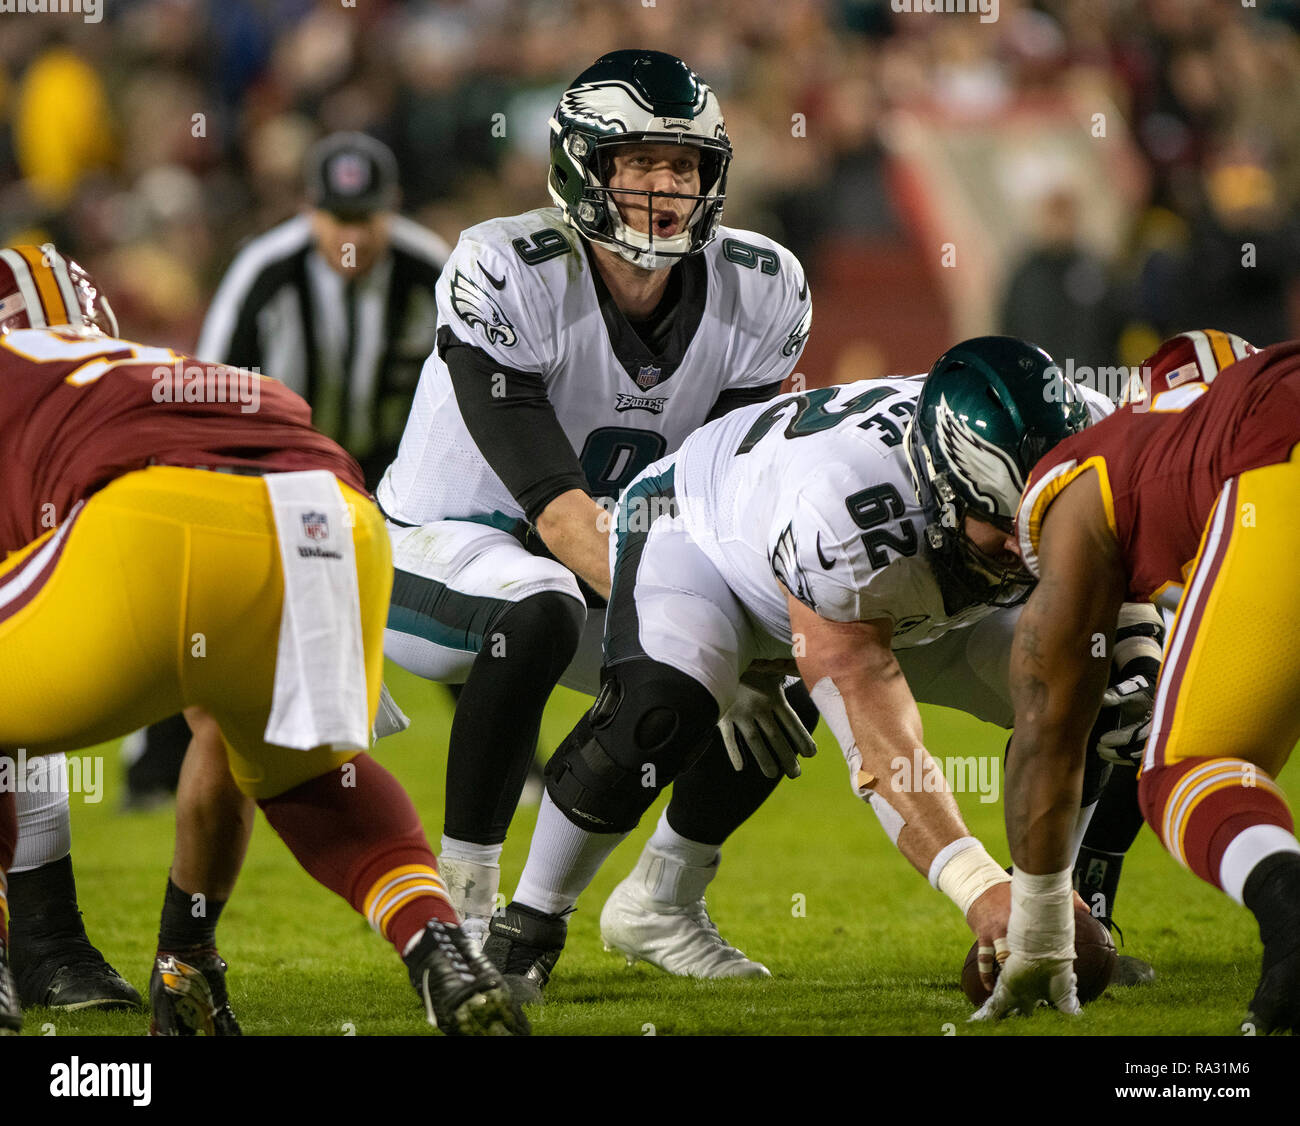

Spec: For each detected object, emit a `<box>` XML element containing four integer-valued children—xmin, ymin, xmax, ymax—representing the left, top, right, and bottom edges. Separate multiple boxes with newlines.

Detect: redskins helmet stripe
<box><xmin>0</xmin><ymin>244</ymin><xmax>118</xmax><ymax>338</ymax></box>
<box><xmin>1127</xmin><ymin>330</ymin><xmax>1260</xmax><ymax>406</ymax></box>
<box><xmin>0</xmin><ymin>249</ymin><xmax>52</xmax><ymax>328</ymax></box>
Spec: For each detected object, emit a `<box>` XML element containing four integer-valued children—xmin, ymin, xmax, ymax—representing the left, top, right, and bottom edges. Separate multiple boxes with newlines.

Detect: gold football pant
<box><xmin>1138</xmin><ymin>447</ymin><xmax>1300</xmax><ymax>880</ymax></box>
<box><xmin>0</xmin><ymin>466</ymin><xmax>391</xmax><ymax>799</ymax></box>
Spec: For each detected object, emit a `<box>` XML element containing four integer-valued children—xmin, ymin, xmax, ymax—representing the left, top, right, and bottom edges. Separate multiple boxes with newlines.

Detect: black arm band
<box><xmin>704</xmin><ymin>378</ymin><xmax>786</xmax><ymax>423</ymax></box>
<box><xmin>441</xmin><ymin>327</ymin><xmax>590</xmax><ymax>522</ymax></box>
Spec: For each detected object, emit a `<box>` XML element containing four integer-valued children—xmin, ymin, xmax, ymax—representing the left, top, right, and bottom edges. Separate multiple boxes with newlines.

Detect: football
<box><xmin>961</xmin><ymin>903</ymin><xmax>1117</xmax><ymax>1005</ymax></box>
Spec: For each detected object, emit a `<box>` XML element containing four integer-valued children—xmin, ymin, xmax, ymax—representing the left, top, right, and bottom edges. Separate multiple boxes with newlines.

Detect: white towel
<box><xmin>263</xmin><ymin>471</ymin><xmax>370</xmax><ymax>751</ymax></box>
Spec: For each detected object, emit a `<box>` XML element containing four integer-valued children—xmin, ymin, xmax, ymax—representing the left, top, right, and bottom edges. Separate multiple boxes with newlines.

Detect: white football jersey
<box><xmin>377</xmin><ymin>206</ymin><xmax>810</xmax><ymax>525</ymax></box>
<box><xmin>673</xmin><ymin>378</ymin><xmax>1113</xmax><ymax>649</ymax></box>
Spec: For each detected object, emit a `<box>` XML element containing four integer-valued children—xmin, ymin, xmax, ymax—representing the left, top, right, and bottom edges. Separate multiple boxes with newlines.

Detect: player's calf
<box><xmin>1139</xmin><ymin>754</ymin><xmax>1300</xmax><ymax>1030</ymax></box>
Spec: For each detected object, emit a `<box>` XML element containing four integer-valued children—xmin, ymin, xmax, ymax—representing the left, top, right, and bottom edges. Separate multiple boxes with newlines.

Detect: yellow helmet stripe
<box><xmin>13</xmin><ymin>245</ymin><xmax>70</xmax><ymax>326</ymax></box>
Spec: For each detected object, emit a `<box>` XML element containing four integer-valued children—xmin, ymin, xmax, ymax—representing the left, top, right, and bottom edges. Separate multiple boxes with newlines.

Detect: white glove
<box><xmin>972</xmin><ymin>951</ymin><xmax>1080</xmax><ymax>1020</ymax></box>
<box><xmin>719</xmin><ymin>673</ymin><xmax>817</xmax><ymax>780</ymax></box>
<box><xmin>1095</xmin><ymin>674</ymin><xmax>1154</xmax><ymax>767</ymax></box>
<box><xmin>969</xmin><ymin>867</ymin><xmax>1080</xmax><ymax>1021</ymax></box>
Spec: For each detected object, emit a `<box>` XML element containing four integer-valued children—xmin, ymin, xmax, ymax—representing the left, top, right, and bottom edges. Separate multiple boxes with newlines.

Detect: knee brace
<box><xmin>545</xmin><ymin>661</ymin><xmax>719</xmax><ymax>834</ymax></box>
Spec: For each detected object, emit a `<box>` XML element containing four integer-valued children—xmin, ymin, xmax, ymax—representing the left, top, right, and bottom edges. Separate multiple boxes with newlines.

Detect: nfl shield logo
<box><xmin>301</xmin><ymin>511</ymin><xmax>330</xmax><ymax>541</ymax></box>
<box><xmin>329</xmin><ymin>154</ymin><xmax>368</xmax><ymax>195</ymax></box>
<box><xmin>636</xmin><ymin>364</ymin><xmax>661</xmax><ymax>389</ymax></box>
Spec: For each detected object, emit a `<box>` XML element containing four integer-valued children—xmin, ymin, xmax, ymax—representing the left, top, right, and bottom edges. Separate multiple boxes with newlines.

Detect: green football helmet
<box><xmin>903</xmin><ymin>336</ymin><xmax>1090</xmax><ymax>609</ymax></box>
<box><xmin>547</xmin><ymin>50</ymin><xmax>731</xmax><ymax>269</ymax></box>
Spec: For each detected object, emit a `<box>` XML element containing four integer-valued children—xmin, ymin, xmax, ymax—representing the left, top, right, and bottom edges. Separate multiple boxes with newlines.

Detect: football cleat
<box><xmin>0</xmin><ymin>940</ymin><xmax>22</xmax><ymax>1035</ymax></box>
<box><xmin>481</xmin><ymin>902</ymin><xmax>568</xmax><ymax>1004</ymax></box>
<box><xmin>1111</xmin><ymin>953</ymin><xmax>1157</xmax><ymax>987</ymax></box>
<box><xmin>13</xmin><ymin>928</ymin><xmax>142</xmax><ymax>1011</ymax></box>
<box><xmin>600</xmin><ymin>867</ymin><xmax>770</xmax><ymax>980</ymax></box>
<box><xmin>1247</xmin><ymin>940</ymin><xmax>1300</xmax><ymax>1035</ymax></box>
<box><xmin>404</xmin><ymin>919</ymin><xmax>528</xmax><ymax>1036</ymax></box>
<box><xmin>149</xmin><ymin>949</ymin><xmax>241</xmax><ymax>1036</ymax></box>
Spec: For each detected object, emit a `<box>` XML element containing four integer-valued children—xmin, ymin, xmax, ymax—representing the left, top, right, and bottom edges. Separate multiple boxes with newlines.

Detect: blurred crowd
<box><xmin>1</xmin><ymin>0</ymin><xmax>1298</xmax><ymax>365</ymax></box>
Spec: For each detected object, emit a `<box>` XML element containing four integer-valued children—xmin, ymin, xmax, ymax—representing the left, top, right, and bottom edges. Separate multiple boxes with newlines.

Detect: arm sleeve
<box><xmin>704</xmin><ymin>378</ymin><xmax>785</xmax><ymax>423</ymax></box>
<box><xmin>727</xmin><ymin>239</ymin><xmax>812</xmax><ymax>390</ymax></box>
<box><xmin>440</xmin><ymin>327</ymin><xmax>589</xmax><ymax>523</ymax></box>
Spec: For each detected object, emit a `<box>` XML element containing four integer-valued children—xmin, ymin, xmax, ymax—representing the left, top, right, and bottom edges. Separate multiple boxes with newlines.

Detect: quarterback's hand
<box><xmin>971</xmin><ymin>951</ymin><xmax>1080</xmax><ymax>1020</ymax></box>
<box><xmin>1094</xmin><ymin>674</ymin><xmax>1155</xmax><ymax>767</ymax></box>
<box><xmin>719</xmin><ymin>673</ymin><xmax>817</xmax><ymax>780</ymax></box>
<box><xmin>964</xmin><ymin>881</ymin><xmax>1011</xmax><ymax>994</ymax></box>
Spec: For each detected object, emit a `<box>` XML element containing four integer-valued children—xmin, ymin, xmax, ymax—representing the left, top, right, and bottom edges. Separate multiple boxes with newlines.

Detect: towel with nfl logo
<box><xmin>263</xmin><ymin>470</ymin><xmax>370</xmax><ymax>751</ymax></box>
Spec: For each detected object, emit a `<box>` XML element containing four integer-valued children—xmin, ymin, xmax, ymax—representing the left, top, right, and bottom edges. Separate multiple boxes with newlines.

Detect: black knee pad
<box><xmin>545</xmin><ymin>660</ymin><xmax>719</xmax><ymax>834</ymax></box>
<box><xmin>487</xmin><ymin>590</ymin><xmax>585</xmax><ymax>681</ymax></box>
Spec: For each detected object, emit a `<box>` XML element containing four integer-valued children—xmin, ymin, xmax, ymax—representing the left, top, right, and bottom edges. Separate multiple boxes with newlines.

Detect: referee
<box><xmin>199</xmin><ymin>131</ymin><xmax>450</xmax><ymax>488</ymax></box>
<box><xmin>123</xmin><ymin>133</ymin><xmax>450</xmax><ymax>808</ymax></box>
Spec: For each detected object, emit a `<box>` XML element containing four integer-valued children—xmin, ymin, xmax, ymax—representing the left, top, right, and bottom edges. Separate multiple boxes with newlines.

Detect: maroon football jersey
<box><xmin>0</xmin><ymin>329</ymin><xmax>367</xmax><ymax>555</ymax></box>
<box><xmin>1017</xmin><ymin>340</ymin><xmax>1300</xmax><ymax>605</ymax></box>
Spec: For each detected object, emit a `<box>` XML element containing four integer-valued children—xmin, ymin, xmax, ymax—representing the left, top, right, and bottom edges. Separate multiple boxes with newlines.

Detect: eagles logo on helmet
<box><xmin>905</xmin><ymin>336</ymin><xmax>1090</xmax><ymax>611</ymax></box>
<box><xmin>548</xmin><ymin>50</ymin><xmax>732</xmax><ymax>270</ymax></box>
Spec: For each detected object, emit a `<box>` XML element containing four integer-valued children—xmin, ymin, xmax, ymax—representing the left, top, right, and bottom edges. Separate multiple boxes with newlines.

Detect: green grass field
<box><xmin>24</xmin><ymin>661</ymin><xmax>1298</xmax><ymax>1037</ymax></box>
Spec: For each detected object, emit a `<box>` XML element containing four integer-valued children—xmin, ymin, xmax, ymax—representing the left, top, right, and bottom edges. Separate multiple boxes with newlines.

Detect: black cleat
<box><xmin>482</xmin><ymin>902</ymin><xmax>568</xmax><ymax>1004</ymax></box>
<box><xmin>0</xmin><ymin>941</ymin><xmax>22</xmax><ymax>1035</ymax></box>
<box><xmin>404</xmin><ymin>920</ymin><xmax>529</xmax><ymax>1036</ymax></box>
<box><xmin>149</xmin><ymin>949</ymin><xmax>241</xmax><ymax>1036</ymax></box>
<box><xmin>12</xmin><ymin>927</ymin><xmax>142</xmax><ymax>1011</ymax></box>
<box><xmin>1112</xmin><ymin>953</ymin><xmax>1157</xmax><ymax>987</ymax></box>
<box><xmin>1247</xmin><ymin>941</ymin><xmax>1300</xmax><ymax>1035</ymax></box>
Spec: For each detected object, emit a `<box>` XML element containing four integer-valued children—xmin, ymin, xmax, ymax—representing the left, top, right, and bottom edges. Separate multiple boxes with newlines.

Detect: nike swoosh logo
<box><xmin>797</xmin><ymin>272</ymin><xmax>808</xmax><ymax>302</ymax></box>
<box><xmin>816</xmin><ymin>533</ymin><xmax>834</xmax><ymax>570</ymax></box>
<box><xmin>479</xmin><ymin>264</ymin><xmax>507</xmax><ymax>291</ymax></box>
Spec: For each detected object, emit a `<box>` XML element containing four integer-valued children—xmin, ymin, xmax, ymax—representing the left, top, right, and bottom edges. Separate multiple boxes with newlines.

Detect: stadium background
<box><xmin>3</xmin><ymin>0</ymin><xmax>1300</xmax><ymax>1037</ymax></box>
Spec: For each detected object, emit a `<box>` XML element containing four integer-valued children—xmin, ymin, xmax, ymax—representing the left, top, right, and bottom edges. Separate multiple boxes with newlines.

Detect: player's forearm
<box><xmin>1006</xmin><ymin>601</ymin><xmax>1105</xmax><ymax>873</ymax></box>
<box><xmin>1005</xmin><ymin>719</ymin><xmax>1087</xmax><ymax>874</ymax></box>
<box><xmin>534</xmin><ymin>488</ymin><xmax>612</xmax><ymax>599</ymax></box>
<box><xmin>801</xmin><ymin>649</ymin><xmax>972</xmax><ymax>878</ymax></box>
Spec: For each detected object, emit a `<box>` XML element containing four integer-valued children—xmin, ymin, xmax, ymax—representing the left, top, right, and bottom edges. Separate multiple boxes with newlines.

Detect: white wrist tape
<box><xmin>932</xmin><ymin>837</ymin><xmax>1011</xmax><ymax>916</ymax></box>
<box><xmin>1008</xmin><ymin>867</ymin><xmax>1075</xmax><ymax>959</ymax></box>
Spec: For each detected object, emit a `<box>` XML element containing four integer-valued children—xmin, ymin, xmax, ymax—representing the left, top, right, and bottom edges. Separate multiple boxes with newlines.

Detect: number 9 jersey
<box><xmin>375</xmin><ymin>205</ymin><xmax>811</xmax><ymax>529</ymax></box>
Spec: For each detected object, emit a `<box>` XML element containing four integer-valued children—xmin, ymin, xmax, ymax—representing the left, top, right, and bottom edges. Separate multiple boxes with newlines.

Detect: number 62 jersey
<box><xmin>671</xmin><ymin>377</ymin><xmax>1112</xmax><ymax>649</ymax></box>
<box><xmin>376</xmin><ymin>205</ymin><xmax>811</xmax><ymax>528</ymax></box>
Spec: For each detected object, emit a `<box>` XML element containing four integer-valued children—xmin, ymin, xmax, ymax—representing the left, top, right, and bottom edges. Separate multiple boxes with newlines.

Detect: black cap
<box><xmin>305</xmin><ymin>132</ymin><xmax>399</xmax><ymax>220</ymax></box>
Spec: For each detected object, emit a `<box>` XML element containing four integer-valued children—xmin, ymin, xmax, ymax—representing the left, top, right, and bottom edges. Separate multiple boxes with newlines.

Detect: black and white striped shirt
<box><xmin>198</xmin><ymin>213</ymin><xmax>450</xmax><ymax>488</ymax></box>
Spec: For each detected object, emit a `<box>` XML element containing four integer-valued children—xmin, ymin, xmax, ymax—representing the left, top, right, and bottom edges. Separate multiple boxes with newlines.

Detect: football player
<box><xmin>482</xmin><ymin>336</ymin><xmax>1162</xmax><ymax>996</ymax></box>
<box><xmin>376</xmin><ymin>49</ymin><xmax>817</xmax><ymax>972</ymax></box>
<box><xmin>0</xmin><ymin>245</ymin><xmax>526</xmax><ymax>1036</ymax></box>
<box><xmin>980</xmin><ymin>331</ymin><xmax>1300</xmax><ymax>1032</ymax></box>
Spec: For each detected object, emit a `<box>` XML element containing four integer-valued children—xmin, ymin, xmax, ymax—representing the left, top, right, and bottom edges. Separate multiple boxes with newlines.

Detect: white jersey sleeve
<box><xmin>435</xmin><ymin>233</ymin><xmax>556</xmax><ymax>374</ymax></box>
<box><xmin>713</xmin><ymin>231</ymin><xmax>811</xmax><ymax>390</ymax></box>
<box><xmin>767</xmin><ymin>454</ymin><xmax>923</xmax><ymax>625</ymax></box>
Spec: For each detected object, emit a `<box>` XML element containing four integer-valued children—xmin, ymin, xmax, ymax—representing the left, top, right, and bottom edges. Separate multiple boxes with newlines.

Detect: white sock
<box><xmin>13</xmin><ymin>758</ymin><xmax>72</xmax><ymax>873</ymax></box>
<box><xmin>439</xmin><ymin>836</ymin><xmax>503</xmax><ymax>867</ymax></box>
<box><xmin>513</xmin><ymin>793</ymin><xmax>628</xmax><ymax>917</ymax></box>
<box><xmin>647</xmin><ymin>810</ymin><xmax>720</xmax><ymax>869</ymax></box>
<box><xmin>1219</xmin><ymin>824</ymin><xmax>1300</xmax><ymax>905</ymax></box>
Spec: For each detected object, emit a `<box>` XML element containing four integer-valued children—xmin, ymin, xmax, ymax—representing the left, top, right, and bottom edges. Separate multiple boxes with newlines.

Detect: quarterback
<box><xmin>981</xmin><ymin>331</ymin><xmax>1300</xmax><ymax>1032</ymax></box>
<box><xmin>0</xmin><ymin>245</ymin><xmax>524</xmax><ymax>1036</ymax></box>
<box><xmin>377</xmin><ymin>50</ymin><xmax>817</xmax><ymax>970</ymax></box>
<box><xmin>483</xmin><ymin>337</ymin><xmax>1161</xmax><ymax>995</ymax></box>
